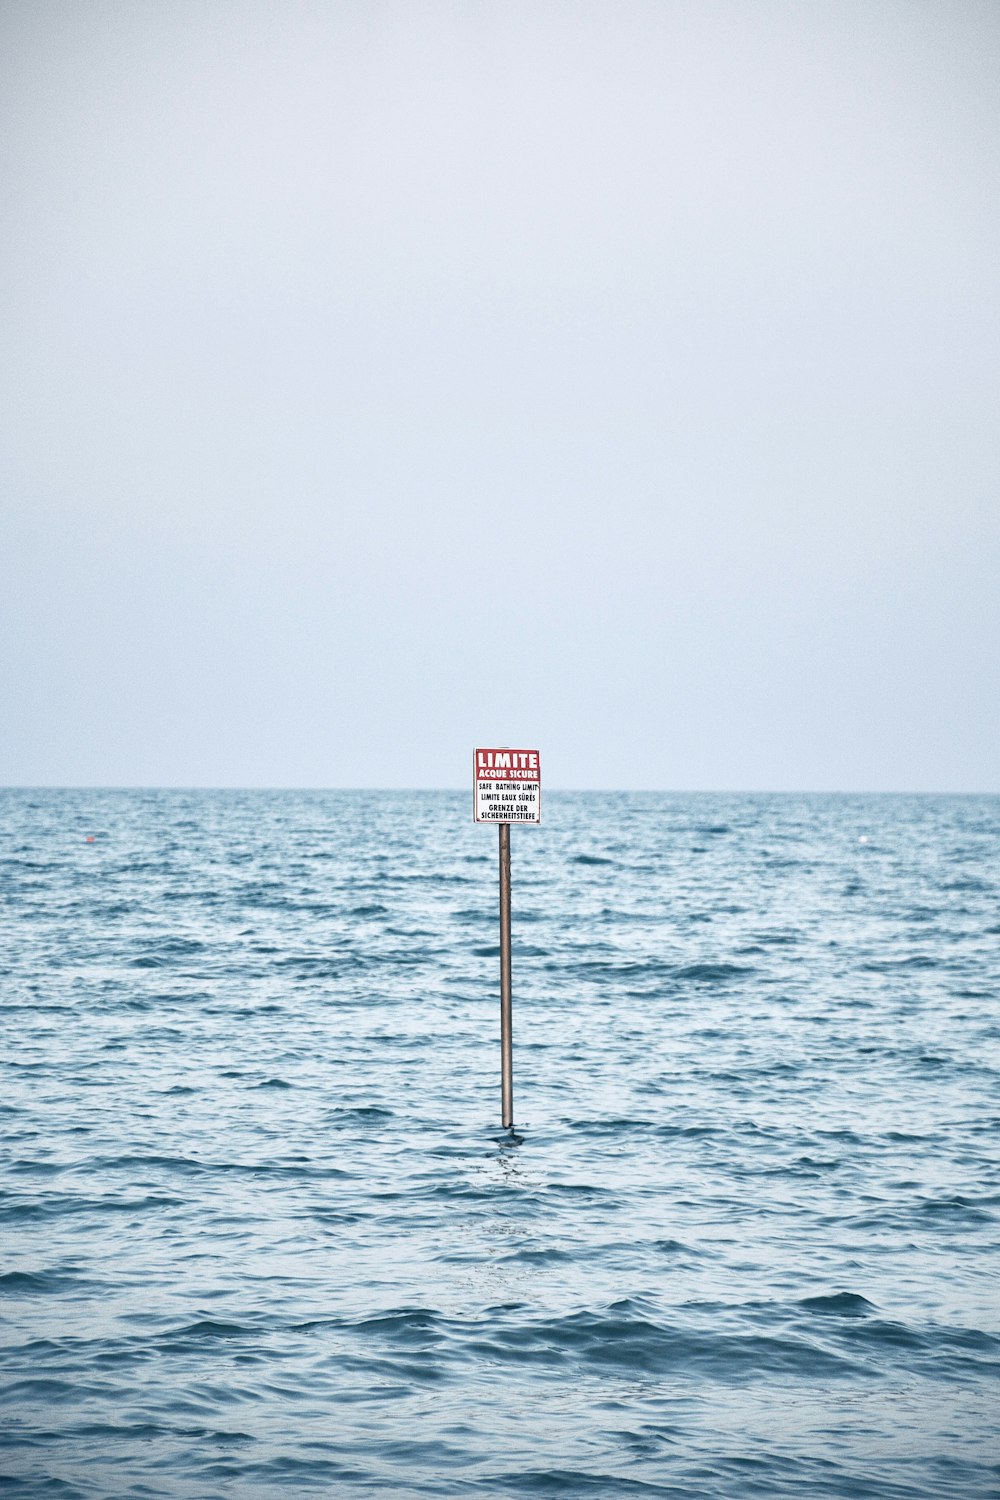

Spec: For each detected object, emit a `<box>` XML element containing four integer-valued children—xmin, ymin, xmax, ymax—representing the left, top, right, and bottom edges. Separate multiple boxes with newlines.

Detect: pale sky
<box><xmin>2</xmin><ymin>0</ymin><xmax>998</xmax><ymax>791</ymax></box>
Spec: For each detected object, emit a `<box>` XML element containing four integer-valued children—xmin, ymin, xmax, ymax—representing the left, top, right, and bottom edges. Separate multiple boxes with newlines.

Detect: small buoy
<box><xmin>85</xmin><ymin>835</ymin><xmax>95</xmax><ymax>843</ymax></box>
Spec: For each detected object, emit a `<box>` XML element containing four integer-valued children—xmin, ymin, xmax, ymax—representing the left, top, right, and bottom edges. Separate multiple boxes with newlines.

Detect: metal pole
<box><xmin>499</xmin><ymin>821</ymin><xmax>513</xmax><ymax>1129</ymax></box>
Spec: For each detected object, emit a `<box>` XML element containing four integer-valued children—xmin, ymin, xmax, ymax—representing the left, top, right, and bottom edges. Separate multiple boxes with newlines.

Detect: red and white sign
<box><xmin>474</xmin><ymin>747</ymin><xmax>541</xmax><ymax>824</ymax></box>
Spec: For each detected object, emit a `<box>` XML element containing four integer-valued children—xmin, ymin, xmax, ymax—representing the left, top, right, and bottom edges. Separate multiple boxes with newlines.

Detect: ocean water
<box><xmin>1</xmin><ymin>788</ymin><xmax>998</xmax><ymax>1500</ymax></box>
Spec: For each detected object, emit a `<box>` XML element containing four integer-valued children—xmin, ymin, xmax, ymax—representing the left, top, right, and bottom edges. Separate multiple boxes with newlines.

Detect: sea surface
<box><xmin>1</xmin><ymin>788</ymin><xmax>999</xmax><ymax>1499</ymax></box>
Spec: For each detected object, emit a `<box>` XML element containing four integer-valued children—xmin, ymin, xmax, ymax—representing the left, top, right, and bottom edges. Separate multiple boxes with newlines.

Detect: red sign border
<box><xmin>473</xmin><ymin>747</ymin><xmax>541</xmax><ymax>825</ymax></box>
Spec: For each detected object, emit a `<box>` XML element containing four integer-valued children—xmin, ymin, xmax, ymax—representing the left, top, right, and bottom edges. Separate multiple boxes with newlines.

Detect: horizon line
<box><xmin>2</xmin><ymin>784</ymin><xmax>997</xmax><ymax>797</ymax></box>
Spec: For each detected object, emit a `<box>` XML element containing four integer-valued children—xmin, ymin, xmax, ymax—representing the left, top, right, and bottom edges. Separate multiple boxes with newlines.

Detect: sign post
<box><xmin>474</xmin><ymin>748</ymin><xmax>541</xmax><ymax>1129</ymax></box>
<box><xmin>498</xmin><ymin>821</ymin><xmax>513</xmax><ymax>1128</ymax></box>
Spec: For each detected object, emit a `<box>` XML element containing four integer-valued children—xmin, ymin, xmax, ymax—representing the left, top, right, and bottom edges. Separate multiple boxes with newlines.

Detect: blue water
<box><xmin>2</xmin><ymin>789</ymin><xmax>999</xmax><ymax>1499</ymax></box>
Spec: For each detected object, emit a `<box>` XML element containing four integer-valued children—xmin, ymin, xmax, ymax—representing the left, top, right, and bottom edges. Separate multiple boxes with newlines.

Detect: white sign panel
<box><xmin>474</xmin><ymin>747</ymin><xmax>541</xmax><ymax>824</ymax></box>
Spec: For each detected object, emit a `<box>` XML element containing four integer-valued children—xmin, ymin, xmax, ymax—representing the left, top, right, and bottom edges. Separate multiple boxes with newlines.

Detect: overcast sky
<box><xmin>2</xmin><ymin>0</ymin><xmax>998</xmax><ymax>790</ymax></box>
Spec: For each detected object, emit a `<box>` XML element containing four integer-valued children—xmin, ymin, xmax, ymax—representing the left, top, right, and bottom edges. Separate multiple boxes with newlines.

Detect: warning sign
<box><xmin>474</xmin><ymin>748</ymin><xmax>541</xmax><ymax>824</ymax></box>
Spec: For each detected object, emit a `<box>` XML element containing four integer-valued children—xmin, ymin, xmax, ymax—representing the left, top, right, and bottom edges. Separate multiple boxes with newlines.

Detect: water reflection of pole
<box><xmin>499</xmin><ymin>821</ymin><xmax>513</xmax><ymax>1129</ymax></box>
